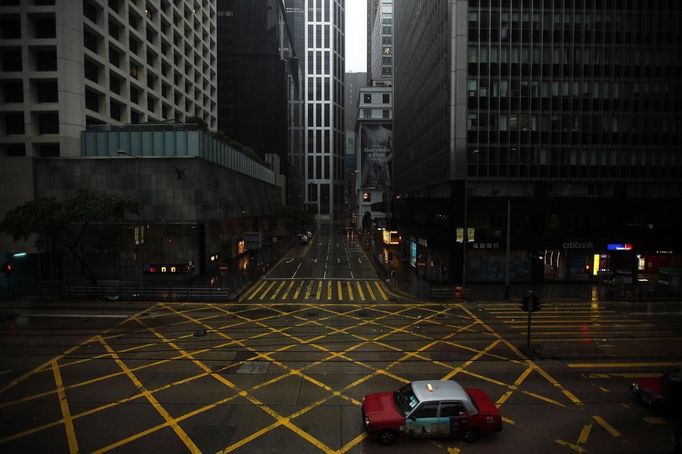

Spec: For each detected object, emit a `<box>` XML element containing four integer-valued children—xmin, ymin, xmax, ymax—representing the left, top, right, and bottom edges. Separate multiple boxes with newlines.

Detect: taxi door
<box><xmin>439</xmin><ymin>401</ymin><xmax>469</xmax><ymax>437</ymax></box>
<box><xmin>405</xmin><ymin>402</ymin><xmax>438</xmax><ymax>437</ymax></box>
<box><xmin>405</xmin><ymin>402</ymin><xmax>451</xmax><ymax>437</ymax></box>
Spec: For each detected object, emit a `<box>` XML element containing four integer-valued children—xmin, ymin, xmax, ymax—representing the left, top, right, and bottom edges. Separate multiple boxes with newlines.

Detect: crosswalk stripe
<box><xmin>374</xmin><ymin>281</ymin><xmax>388</xmax><ymax>300</ymax></box>
<box><xmin>270</xmin><ymin>281</ymin><xmax>286</xmax><ymax>300</ymax></box>
<box><xmin>282</xmin><ymin>281</ymin><xmax>295</xmax><ymax>300</ymax></box>
<box><xmin>304</xmin><ymin>281</ymin><xmax>314</xmax><ymax>299</ymax></box>
<box><xmin>327</xmin><ymin>281</ymin><xmax>332</xmax><ymax>300</ymax></box>
<box><xmin>364</xmin><ymin>281</ymin><xmax>376</xmax><ymax>300</ymax></box>
<box><xmin>248</xmin><ymin>281</ymin><xmax>266</xmax><ymax>300</ymax></box>
<box><xmin>337</xmin><ymin>281</ymin><xmax>343</xmax><ymax>301</ymax></box>
<box><xmin>315</xmin><ymin>281</ymin><xmax>323</xmax><ymax>300</ymax></box>
<box><xmin>260</xmin><ymin>281</ymin><xmax>276</xmax><ymax>299</ymax></box>
<box><xmin>293</xmin><ymin>281</ymin><xmax>304</xmax><ymax>299</ymax></box>
<box><xmin>355</xmin><ymin>281</ymin><xmax>365</xmax><ymax>301</ymax></box>
<box><xmin>347</xmin><ymin>281</ymin><xmax>354</xmax><ymax>301</ymax></box>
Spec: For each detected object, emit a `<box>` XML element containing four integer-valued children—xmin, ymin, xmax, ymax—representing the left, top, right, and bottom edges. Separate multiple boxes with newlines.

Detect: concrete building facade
<box><xmin>393</xmin><ymin>0</ymin><xmax>682</xmax><ymax>285</ymax></box>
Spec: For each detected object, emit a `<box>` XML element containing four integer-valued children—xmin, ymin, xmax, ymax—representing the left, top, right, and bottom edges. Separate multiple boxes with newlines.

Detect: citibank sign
<box><xmin>562</xmin><ymin>241</ymin><xmax>594</xmax><ymax>249</ymax></box>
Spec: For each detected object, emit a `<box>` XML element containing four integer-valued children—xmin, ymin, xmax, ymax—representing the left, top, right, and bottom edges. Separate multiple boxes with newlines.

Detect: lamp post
<box><xmin>116</xmin><ymin>150</ymin><xmax>143</xmax><ymax>289</ymax></box>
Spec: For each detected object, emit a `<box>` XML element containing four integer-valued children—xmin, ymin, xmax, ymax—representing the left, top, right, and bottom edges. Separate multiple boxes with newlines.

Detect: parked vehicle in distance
<box><xmin>362</xmin><ymin>380</ymin><xmax>502</xmax><ymax>446</ymax></box>
<box><xmin>631</xmin><ymin>367</ymin><xmax>682</xmax><ymax>416</ymax></box>
<box><xmin>298</xmin><ymin>233</ymin><xmax>309</xmax><ymax>245</ymax></box>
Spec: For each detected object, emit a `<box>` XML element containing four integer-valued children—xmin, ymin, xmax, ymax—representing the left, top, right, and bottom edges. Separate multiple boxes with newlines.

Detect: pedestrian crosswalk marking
<box><xmin>355</xmin><ymin>281</ymin><xmax>365</xmax><ymax>301</ymax></box>
<box><xmin>271</xmin><ymin>281</ymin><xmax>286</xmax><ymax>300</ymax></box>
<box><xmin>364</xmin><ymin>281</ymin><xmax>376</xmax><ymax>300</ymax></box>
<box><xmin>242</xmin><ymin>279</ymin><xmax>389</xmax><ymax>303</ymax></box>
<box><xmin>282</xmin><ymin>281</ymin><xmax>295</xmax><ymax>300</ymax></box>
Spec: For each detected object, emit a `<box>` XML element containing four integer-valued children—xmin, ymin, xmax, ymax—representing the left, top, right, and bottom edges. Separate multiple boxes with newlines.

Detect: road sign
<box><xmin>417</xmin><ymin>261</ymin><xmax>426</xmax><ymax>269</ymax></box>
<box><xmin>219</xmin><ymin>263</ymin><xmax>228</xmax><ymax>274</ymax></box>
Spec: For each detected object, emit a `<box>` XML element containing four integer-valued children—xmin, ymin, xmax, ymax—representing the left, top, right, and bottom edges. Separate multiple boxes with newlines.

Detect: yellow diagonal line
<box><xmin>459</xmin><ymin>303</ymin><xmax>583</xmax><ymax>407</ymax></box>
<box><xmin>51</xmin><ymin>360</ymin><xmax>79</xmax><ymax>454</ymax></box>
<box><xmin>159</xmin><ymin>305</ymin><xmax>336</xmax><ymax>454</ymax></box>
<box><xmin>556</xmin><ymin>439</ymin><xmax>586</xmax><ymax>453</ymax></box>
<box><xmin>259</xmin><ymin>281</ymin><xmax>276</xmax><ymax>299</ymax></box>
<box><xmin>441</xmin><ymin>339</ymin><xmax>501</xmax><ymax>380</ymax></box>
<box><xmin>346</xmin><ymin>281</ymin><xmax>354</xmax><ymax>301</ymax></box>
<box><xmin>337</xmin><ymin>281</ymin><xmax>343</xmax><ymax>301</ymax></box>
<box><xmin>355</xmin><ymin>281</ymin><xmax>365</xmax><ymax>301</ymax></box>
<box><xmin>0</xmin><ymin>304</ymin><xmax>157</xmax><ymax>395</ymax></box>
<box><xmin>578</xmin><ymin>422</ymin><xmax>592</xmax><ymax>444</ymax></box>
<box><xmin>593</xmin><ymin>415</ymin><xmax>621</xmax><ymax>437</ymax></box>
<box><xmin>293</xmin><ymin>280</ymin><xmax>304</xmax><ymax>299</ymax></box>
<box><xmin>374</xmin><ymin>281</ymin><xmax>388</xmax><ymax>300</ymax></box>
<box><xmin>247</xmin><ymin>280</ymin><xmax>266</xmax><ymax>300</ymax></box>
<box><xmin>282</xmin><ymin>280</ymin><xmax>295</xmax><ymax>300</ymax></box>
<box><xmin>364</xmin><ymin>281</ymin><xmax>376</xmax><ymax>300</ymax></box>
<box><xmin>271</xmin><ymin>281</ymin><xmax>286</xmax><ymax>300</ymax></box>
<box><xmin>316</xmin><ymin>281</ymin><xmax>323</xmax><ymax>300</ymax></box>
<box><xmin>304</xmin><ymin>280</ymin><xmax>313</xmax><ymax>299</ymax></box>
<box><xmin>496</xmin><ymin>365</ymin><xmax>534</xmax><ymax>407</ymax></box>
<box><xmin>338</xmin><ymin>432</ymin><xmax>368</xmax><ymax>453</ymax></box>
<box><xmin>98</xmin><ymin>335</ymin><xmax>201</xmax><ymax>453</ymax></box>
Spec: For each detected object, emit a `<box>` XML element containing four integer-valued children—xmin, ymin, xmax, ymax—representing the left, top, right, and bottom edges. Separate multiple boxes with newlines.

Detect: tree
<box><xmin>0</xmin><ymin>190</ymin><xmax>136</xmax><ymax>285</ymax></box>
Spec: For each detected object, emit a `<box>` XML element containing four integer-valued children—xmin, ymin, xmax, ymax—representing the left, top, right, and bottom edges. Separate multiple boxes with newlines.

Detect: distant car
<box><xmin>299</xmin><ymin>234</ymin><xmax>309</xmax><ymax>245</ymax></box>
<box><xmin>362</xmin><ymin>380</ymin><xmax>502</xmax><ymax>446</ymax></box>
<box><xmin>631</xmin><ymin>367</ymin><xmax>682</xmax><ymax>415</ymax></box>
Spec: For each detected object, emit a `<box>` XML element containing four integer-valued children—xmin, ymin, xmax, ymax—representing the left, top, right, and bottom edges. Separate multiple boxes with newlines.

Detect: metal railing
<box><xmin>64</xmin><ymin>285</ymin><xmax>231</xmax><ymax>301</ymax></box>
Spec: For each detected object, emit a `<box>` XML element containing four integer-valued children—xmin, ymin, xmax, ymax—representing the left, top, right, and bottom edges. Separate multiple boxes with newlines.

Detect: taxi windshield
<box><xmin>394</xmin><ymin>384</ymin><xmax>420</xmax><ymax>416</ymax></box>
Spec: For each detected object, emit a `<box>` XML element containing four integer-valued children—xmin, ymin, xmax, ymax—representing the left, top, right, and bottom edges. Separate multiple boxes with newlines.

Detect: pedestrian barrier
<box><xmin>64</xmin><ymin>285</ymin><xmax>230</xmax><ymax>301</ymax></box>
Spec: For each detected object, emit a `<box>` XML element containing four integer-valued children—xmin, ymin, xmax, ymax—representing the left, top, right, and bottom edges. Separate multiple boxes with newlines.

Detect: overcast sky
<box><xmin>345</xmin><ymin>0</ymin><xmax>367</xmax><ymax>72</ymax></box>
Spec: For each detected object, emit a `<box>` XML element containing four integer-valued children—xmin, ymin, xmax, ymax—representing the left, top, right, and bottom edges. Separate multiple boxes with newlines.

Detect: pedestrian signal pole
<box><xmin>521</xmin><ymin>290</ymin><xmax>541</xmax><ymax>354</ymax></box>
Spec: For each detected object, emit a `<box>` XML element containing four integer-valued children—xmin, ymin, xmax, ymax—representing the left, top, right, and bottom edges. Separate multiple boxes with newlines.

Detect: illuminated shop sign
<box><xmin>382</xmin><ymin>230</ymin><xmax>400</xmax><ymax>245</ymax></box>
<box><xmin>607</xmin><ymin>243</ymin><xmax>633</xmax><ymax>251</ymax></box>
<box><xmin>144</xmin><ymin>264</ymin><xmax>193</xmax><ymax>274</ymax></box>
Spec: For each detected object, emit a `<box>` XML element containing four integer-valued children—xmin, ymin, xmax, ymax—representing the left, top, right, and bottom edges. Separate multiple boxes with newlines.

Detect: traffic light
<box><xmin>2</xmin><ymin>262</ymin><xmax>13</xmax><ymax>276</ymax></box>
<box><xmin>521</xmin><ymin>295</ymin><xmax>530</xmax><ymax>312</ymax></box>
<box><xmin>530</xmin><ymin>292</ymin><xmax>541</xmax><ymax>311</ymax></box>
<box><xmin>521</xmin><ymin>292</ymin><xmax>541</xmax><ymax>312</ymax></box>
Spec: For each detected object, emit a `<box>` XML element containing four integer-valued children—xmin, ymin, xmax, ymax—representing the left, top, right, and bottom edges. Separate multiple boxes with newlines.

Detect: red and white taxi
<box><xmin>362</xmin><ymin>380</ymin><xmax>502</xmax><ymax>445</ymax></box>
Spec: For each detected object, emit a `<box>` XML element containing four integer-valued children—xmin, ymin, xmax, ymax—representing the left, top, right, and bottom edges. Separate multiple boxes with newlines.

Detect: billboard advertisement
<box><xmin>360</xmin><ymin>123</ymin><xmax>392</xmax><ymax>189</ymax></box>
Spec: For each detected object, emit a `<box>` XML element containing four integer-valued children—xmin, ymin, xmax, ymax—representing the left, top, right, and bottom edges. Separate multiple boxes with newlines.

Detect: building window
<box><xmin>382</xmin><ymin>110</ymin><xmax>390</xmax><ymax>119</ymax></box>
<box><xmin>38</xmin><ymin>112</ymin><xmax>59</xmax><ymax>134</ymax></box>
<box><xmin>36</xmin><ymin>80</ymin><xmax>58</xmax><ymax>103</ymax></box>
<box><xmin>34</xmin><ymin>48</ymin><xmax>57</xmax><ymax>71</ymax></box>
<box><xmin>363</xmin><ymin>109</ymin><xmax>371</xmax><ymax>119</ymax></box>
<box><xmin>3</xmin><ymin>80</ymin><xmax>23</xmax><ymax>103</ymax></box>
<box><xmin>0</xmin><ymin>15</ymin><xmax>21</xmax><ymax>39</ymax></box>
<box><xmin>363</xmin><ymin>94</ymin><xmax>372</xmax><ymax>103</ymax></box>
<box><xmin>382</xmin><ymin>93</ymin><xmax>390</xmax><ymax>104</ymax></box>
<box><xmin>2</xmin><ymin>48</ymin><xmax>22</xmax><ymax>71</ymax></box>
<box><xmin>4</xmin><ymin>112</ymin><xmax>25</xmax><ymax>135</ymax></box>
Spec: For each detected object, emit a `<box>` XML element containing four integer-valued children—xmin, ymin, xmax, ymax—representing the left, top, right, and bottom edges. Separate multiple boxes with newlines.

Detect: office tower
<box><xmin>393</xmin><ymin>1</ymin><xmax>682</xmax><ymax>284</ymax></box>
<box><xmin>216</xmin><ymin>0</ymin><xmax>303</xmax><ymax>204</ymax></box>
<box><xmin>288</xmin><ymin>0</ymin><xmax>345</xmax><ymax>219</ymax></box>
<box><xmin>369</xmin><ymin>0</ymin><xmax>392</xmax><ymax>85</ymax></box>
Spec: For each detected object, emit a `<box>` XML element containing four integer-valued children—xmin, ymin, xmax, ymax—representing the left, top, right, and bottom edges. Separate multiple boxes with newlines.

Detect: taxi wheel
<box><xmin>463</xmin><ymin>428</ymin><xmax>479</xmax><ymax>443</ymax></box>
<box><xmin>378</xmin><ymin>429</ymin><xmax>397</xmax><ymax>446</ymax></box>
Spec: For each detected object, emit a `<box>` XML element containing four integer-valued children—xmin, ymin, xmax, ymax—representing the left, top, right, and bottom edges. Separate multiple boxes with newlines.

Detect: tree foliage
<box><xmin>0</xmin><ymin>190</ymin><xmax>136</xmax><ymax>284</ymax></box>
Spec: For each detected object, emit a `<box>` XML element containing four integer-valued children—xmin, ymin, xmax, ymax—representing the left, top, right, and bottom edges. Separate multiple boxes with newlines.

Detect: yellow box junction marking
<box><xmin>51</xmin><ymin>360</ymin><xmax>79</xmax><ymax>454</ymax></box>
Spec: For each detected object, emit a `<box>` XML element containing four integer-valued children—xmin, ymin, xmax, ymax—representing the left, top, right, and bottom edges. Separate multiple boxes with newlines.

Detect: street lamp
<box><xmin>116</xmin><ymin>149</ymin><xmax>143</xmax><ymax>289</ymax></box>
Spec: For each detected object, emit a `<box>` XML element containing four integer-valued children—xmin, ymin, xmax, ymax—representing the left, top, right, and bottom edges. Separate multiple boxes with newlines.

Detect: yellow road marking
<box><xmin>259</xmin><ymin>281</ymin><xmax>276</xmax><ymax>299</ymax></box>
<box><xmin>496</xmin><ymin>365</ymin><xmax>534</xmax><ymax>407</ymax></box>
<box><xmin>270</xmin><ymin>281</ymin><xmax>286</xmax><ymax>300</ymax></box>
<box><xmin>293</xmin><ymin>280</ymin><xmax>304</xmax><ymax>299</ymax></box>
<box><xmin>51</xmin><ymin>360</ymin><xmax>79</xmax><ymax>454</ymax></box>
<box><xmin>578</xmin><ymin>422</ymin><xmax>592</xmax><ymax>444</ymax></box>
<box><xmin>355</xmin><ymin>281</ymin><xmax>365</xmax><ymax>301</ymax></box>
<box><xmin>442</xmin><ymin>339</ymin><xmax>501</xmax><ymax>380</ymax></box>
<box><xmin>98</xmin><ymin>335</ymin><xmax>201</xmax><ymax>453</ymax></box>
<box><xmin>282</xmin><ymin>280</ymin><xmax>295</xmax><ymax>300</ymax></box>
<box><xmin>568</xmin><ymin>361</ymin><xmax>682</xmax><ymax>369</ymax></box>
<box><xmin>338</xmin><ymin>432</ymin><xmax>368</xmax><ymax>453</ymax></box>
<box><xmin>327</xmin><ymin>280</ymin><xmax>332</xmax><ymax>301</ymax></box>
<box><xmin>556</xmin><ymin>439</ymin><xmax>586</xmax><ymax>453</ymax></box>
<box><xmin>337</xmin><ymin>281</ymin><xmax>343</xmax><ymax>301</ymax></box>
<box><xmin>374</xmin><ymin>281</ymin><xmax>388</xmax><ymax>300</ymax></box>
<box><xmin>644</xmin><ymin>416</ymin><xmax>671</xmax><ymax>425</ymax></box>
<box><xmin>304</xmin><ymin>280</ymin><xmax>313</xmax><ymax>299</ymax></box>
<box><xmin>247</xmin><ymin>280</ymin><xmax>266</xmax><ymax>300</ymax></box>
<box><xmin>593</xmin><ymin>415</ymin><xmax>621</xmax><ymax>437</ymax></box>
<box><xmin>316</xmin><ymin>281</ymin><xmax>323</xmax><ymax>300</ymax></box>
<box><xmin>364</xmin><ymin>281</ymin><xmax>376</xmax><ymax>300</ymax></box>
<box><xmin>346</xmin><ymin>281</ymin><xmax>354</xmax><ymax>301</ymax></box>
